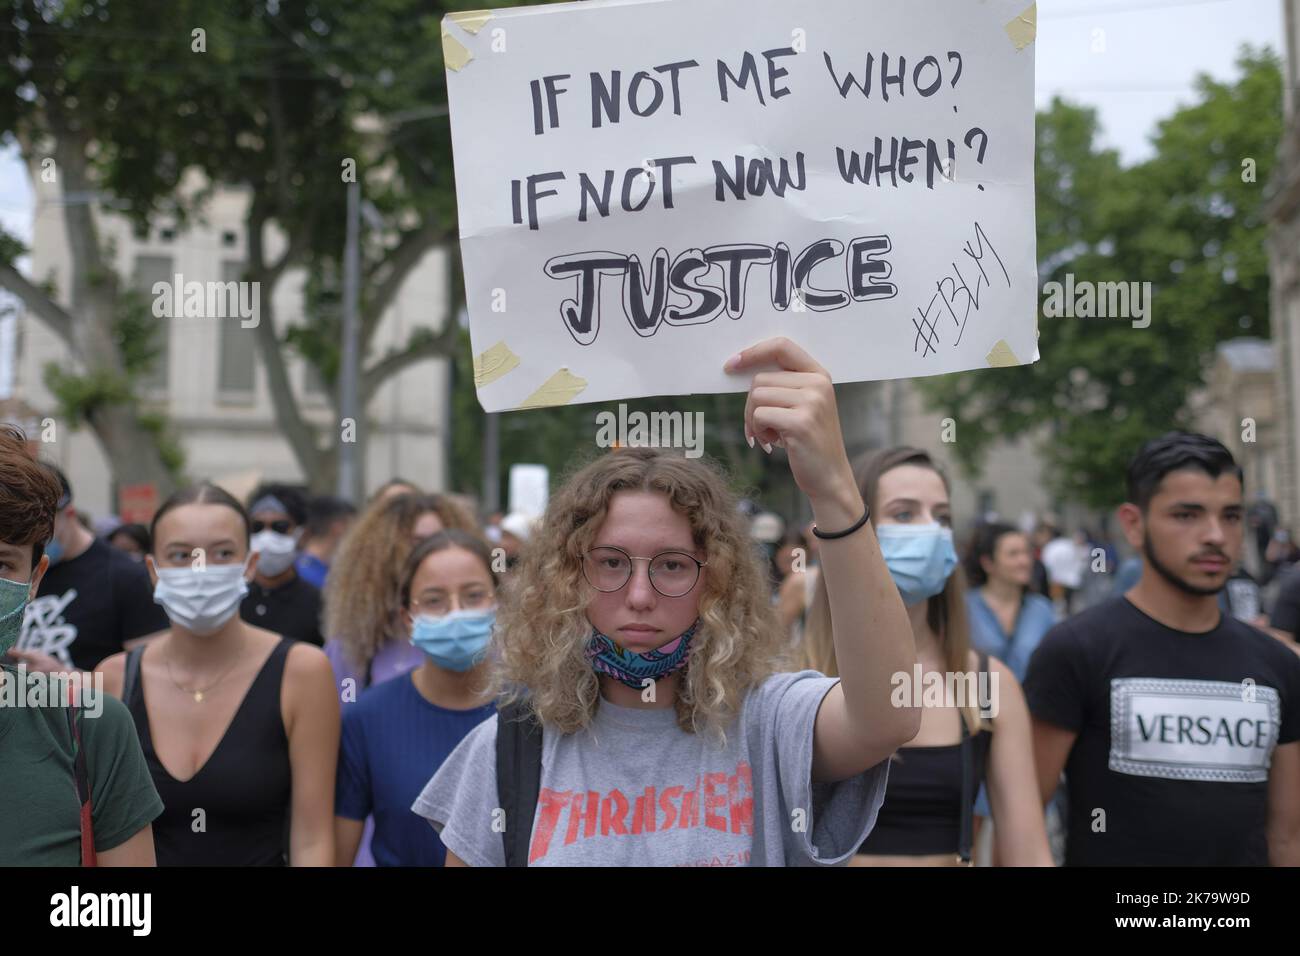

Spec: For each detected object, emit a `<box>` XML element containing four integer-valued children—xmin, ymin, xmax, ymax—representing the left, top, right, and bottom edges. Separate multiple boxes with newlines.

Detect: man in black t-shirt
<box><xmin>1025</xmin><ymin>432</ymin><xmax>1300</xmax><ymax>866</ymax></box>
<box><xmin>239</xmin><ymin>483</ymin><xmax>323</xmax><ymax>646</ymax></box>
<box><xmin>10</xmin><ymin>466</ymin><xmax>168</xmax><ymax>672</ymax></box>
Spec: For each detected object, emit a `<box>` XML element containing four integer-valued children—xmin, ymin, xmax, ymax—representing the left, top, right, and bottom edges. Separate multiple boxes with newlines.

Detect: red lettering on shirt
<box><xmin>631</xmin><ymin>787</ymin><xmax>657</xmax><ymax>834</ymax></box>
<box><xmin>704</xmin><ymin>772</ymin><xmax>729</xmax><ymax>832</ymax></box>
<box><xmin>564</xmin><ymin>790</ymin><xmax>600</xmax><ymax>847</ymax></box>
<box><xmin>679</xmin><ymin>775</ymin><xmax>700</xmax><ymax>829</ymax></box>
<box><xmin>729</xmin><ymin>763</ymin><xmax>754</xmax><ymax>835</ymax></box>
<box><xmin>529</xmin><ymin>762</ymin><xmax>754</xmax><ymax>862</ymax></box>
<box><xmin>601</xmin><ymin>789</ymin><xmax>630</xmax><ymax>836</ymax></box>
<box><xmin>528</xmin><ymin>788</ymin><xmax>572</xmax><ymax>863</ymax></box>
<box><xmin>660</xmin><ymin>785</ymin><xmax>682</xmax><ymax>830</ymax></box>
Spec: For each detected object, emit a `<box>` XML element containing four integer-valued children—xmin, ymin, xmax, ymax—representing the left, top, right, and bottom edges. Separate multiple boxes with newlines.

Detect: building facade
<box><xmin>14</xmin><ymin>170</ymin><xmax>451</xmax><ymax>519</ymax></box>
<box><xmin>1270</xmin><ymin>0</ymin><xmax>1300</xmax><ymax>529</ymax></box>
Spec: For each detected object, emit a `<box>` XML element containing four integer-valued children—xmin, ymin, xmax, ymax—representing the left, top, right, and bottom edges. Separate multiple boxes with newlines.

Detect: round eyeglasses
<box><xmin>408</xmin><ymin>590</ymin><xmax>494</xmax><ymax>617</ymax></box>
<box><xmin>581</xmin><ymin>546</ymin><xmax>706</xmax><ymax>598</ymax></box>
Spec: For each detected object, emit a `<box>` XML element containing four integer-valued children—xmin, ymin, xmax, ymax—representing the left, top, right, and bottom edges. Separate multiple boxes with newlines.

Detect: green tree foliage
<box><xmin>916</xmin><ymin>47</ymin><xmax>1281</xmax><ymax>508</ymax></box>
<box><xmin>446</xmin><ymin>319</ymin><xmax>771</xmax><ymax>507</ymax></box>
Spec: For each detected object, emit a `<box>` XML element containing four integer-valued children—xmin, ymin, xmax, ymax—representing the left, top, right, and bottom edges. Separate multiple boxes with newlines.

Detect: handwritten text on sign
<box><xmin>443</xmin><ymin>0</ymin><xmax>1038</xmax><ymax>411</ymax></box>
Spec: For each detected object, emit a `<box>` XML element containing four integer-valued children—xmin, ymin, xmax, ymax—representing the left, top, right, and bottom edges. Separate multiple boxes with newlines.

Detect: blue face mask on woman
<box><xmin>876</xmin><ymin>523</ymin><xmax>958</xmax><ymax>606</ymax></box>
<box><xmin>410</xmin><ymin>607</ymin><xmax>496</xmax><ymax>672</ymax></box>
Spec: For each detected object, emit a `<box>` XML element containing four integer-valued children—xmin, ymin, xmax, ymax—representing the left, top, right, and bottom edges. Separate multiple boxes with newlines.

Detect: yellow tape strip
<box><xmin>473</xmin><ymin>340</ymin><xmax>521</xmax><ymax>388</ymax></box>
<box><xmin>448</xmin><ymin>10</ymin><xmax>492</xmax><ymax>35</ymax></box>
<box><xmin>1005</xmin><ymin>2</ymin><xmax>1037</xmax><ymax>51</ymax></box>
<box><xmin>441</xmin><ymin>24</ymin><xmax>473</xmax><ymax>71</ymax></box>
<box><xmin>986</xmin><ymin>339</ymin><xmax>1020</xmax><ymax>367</ymax></box>
<box><xmin>516</xmin><ymin>368</ymin><xmax>588</xmax><ymax>409</ymax></box>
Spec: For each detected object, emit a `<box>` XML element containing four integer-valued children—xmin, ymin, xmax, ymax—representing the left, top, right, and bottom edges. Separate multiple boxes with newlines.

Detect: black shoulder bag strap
<box><xmin>495</xmin><ymin>699</ymin><xmax>544</xmax><ymax>867</ymax></box>
<box><xmin>957</xmin><ymin>651</ymin><xmax>992</xmax><ymax>866</ymax></box>
<box><xmin>957</xmin><ymin>707</ymin><xmax>974</xmax><ymax>865</ymax></box>
<box><xmin>122</xmin><ymin>646</ymin><xmax>144</xmax><ymax>708</ymax></box>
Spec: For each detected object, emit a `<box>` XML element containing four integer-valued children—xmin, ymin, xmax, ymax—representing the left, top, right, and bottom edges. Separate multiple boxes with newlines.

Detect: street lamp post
<box><xmin>337</xmin><ymin>180</ymin><xmax>361</xmax><ymax>503</ymax></box>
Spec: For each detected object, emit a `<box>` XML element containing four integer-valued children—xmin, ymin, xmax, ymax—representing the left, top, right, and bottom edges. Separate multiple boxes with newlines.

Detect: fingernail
<box><xmin>747</xmin><ymin>434</ymin><xmax>755</xmax><ymax>449</ymax></box>
<box><xmin>761</xmin><ymin>442</ymin><xmax>773</xmax><ymax>454</ymax></box>
<box><xmin>725</xmin><ymin>352</ymin><xmax>741</xmax><ymax>371</ymax></box>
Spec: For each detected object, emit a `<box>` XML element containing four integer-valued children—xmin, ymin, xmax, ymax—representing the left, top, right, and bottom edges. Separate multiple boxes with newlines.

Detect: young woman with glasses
<box><xmin>413</xmin><ymin>338</ymin><xmax>920</xmax><ymax>866</ymax></box>
<box><xmin>334</xmin><ymin>531</ymin><xmax>499</xmax><ymax>866</ymax></box>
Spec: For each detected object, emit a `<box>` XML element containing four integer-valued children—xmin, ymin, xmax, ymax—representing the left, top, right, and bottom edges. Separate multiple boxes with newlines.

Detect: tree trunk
<box><xmin>46</xmin><ymin>127</ymin><xmax>177</xmax><ymax>496</ymax></box>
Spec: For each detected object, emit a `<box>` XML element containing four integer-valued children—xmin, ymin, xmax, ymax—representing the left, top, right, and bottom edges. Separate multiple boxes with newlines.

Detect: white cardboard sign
<box><xmin>443</xmin><ymin>0</ymin><xmax>1039</xmax><ymax>412</ymax></box>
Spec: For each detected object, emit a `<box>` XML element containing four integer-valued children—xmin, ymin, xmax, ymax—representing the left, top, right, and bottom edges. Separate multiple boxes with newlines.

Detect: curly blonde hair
<box><xmin>492</xmin><ymin>447</ymin><xmax>789</xmax><ymax>742</ymax></box>
<box><xmin>324</xmin><ymin>492</ymin><xmax>479</xmax><ymax>673</ymax></box>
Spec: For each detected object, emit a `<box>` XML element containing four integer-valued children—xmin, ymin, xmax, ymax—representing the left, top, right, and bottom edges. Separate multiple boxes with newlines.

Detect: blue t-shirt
<box><xmin>295</xmin><ymin>553</ymin><xmax>329</xmax><ymax>590</ymax></box>
<box><xmin>336</xmin><ymin>671</ymin><xmax>495</xmax><ymax>866</ymax></box>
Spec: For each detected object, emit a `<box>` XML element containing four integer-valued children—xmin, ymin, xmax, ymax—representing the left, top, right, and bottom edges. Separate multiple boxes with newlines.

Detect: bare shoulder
<box><xmin>279</xmin><ymin>640</ymin><xmax>338</xmax><ymax>732</ymax></box>
<box><xmin>283</xmin><ymin>639</ymin><xmax>335</xmax><ymax>683</ymax></box>
<box><xmin>97</xmin><ymin>650</ymin><xmax>127</xmax><ymax>697</ymax></box>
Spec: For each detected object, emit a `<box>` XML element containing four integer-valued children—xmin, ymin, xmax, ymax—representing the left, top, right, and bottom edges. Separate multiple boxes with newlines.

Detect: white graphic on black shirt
<box><xmin>1109</xmin><ymin>677</ymin><xmax>1279</xmax><ymax>783</ymax></box>
<box><xmin>17</xmin><ymin>589</ymin><xmax>78</xmax><ymax>665</ymax></box>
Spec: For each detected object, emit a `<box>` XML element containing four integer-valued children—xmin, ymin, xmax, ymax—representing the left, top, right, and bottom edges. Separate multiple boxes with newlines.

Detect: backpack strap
<box><xmin>495</xmin><ymin>698</ymin><xmax>544</xmax><ymax>867</ymax></box>
<box><xmin>65</xmin><ymin>682</ymin><xmax>97</xmax><ymax>867</ymax></box>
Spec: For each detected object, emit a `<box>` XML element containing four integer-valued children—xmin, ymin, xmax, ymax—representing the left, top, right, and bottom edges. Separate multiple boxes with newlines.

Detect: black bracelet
<box><xmin>810</xmin><ymin>506</ymin><xmax>871</xmax><ymax>540</ymax></box>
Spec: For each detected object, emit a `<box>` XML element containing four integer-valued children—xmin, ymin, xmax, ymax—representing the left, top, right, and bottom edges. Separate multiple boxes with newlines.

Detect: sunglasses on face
<box><xmin>251</xmin><ymin>519</ymin><xmax>293</xmax><ymax>535</ymax></box>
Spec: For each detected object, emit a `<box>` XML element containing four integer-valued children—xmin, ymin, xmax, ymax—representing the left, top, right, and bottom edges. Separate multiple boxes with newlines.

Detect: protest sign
<box><xmin>443</xmin><ymin>0</ymin><xmax>1038</xmax><ymax>412</ymax></box>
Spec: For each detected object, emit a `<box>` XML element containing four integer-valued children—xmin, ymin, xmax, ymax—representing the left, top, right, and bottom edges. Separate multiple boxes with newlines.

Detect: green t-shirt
<box><xmin>0</xmin><ymin>665</ymin><xmax>163</xmax><ymax>865</ymax></box>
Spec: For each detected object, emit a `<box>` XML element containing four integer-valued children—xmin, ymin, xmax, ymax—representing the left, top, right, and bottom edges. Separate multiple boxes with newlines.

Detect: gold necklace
<box><xmin>165</xmin><ymin>647</ymin><xmax>243</xmax><ymax>703</ymax></box>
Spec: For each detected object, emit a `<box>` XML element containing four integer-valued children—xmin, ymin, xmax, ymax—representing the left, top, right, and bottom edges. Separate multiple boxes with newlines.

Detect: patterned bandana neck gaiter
<box><xmin>585</xmin><ymin>619</ymin><xmax>700</xmax><ymax>690</ymax></box>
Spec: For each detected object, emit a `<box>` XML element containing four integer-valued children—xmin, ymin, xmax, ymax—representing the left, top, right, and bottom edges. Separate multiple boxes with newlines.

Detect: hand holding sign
<box><xmin>726</xmin><ymin>337</ymin><xmax>857</xmax><ymax>510</ymax></box>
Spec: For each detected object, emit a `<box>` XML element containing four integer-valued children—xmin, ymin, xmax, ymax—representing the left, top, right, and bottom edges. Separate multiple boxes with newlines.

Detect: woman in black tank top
<box><xmin>96</xmin><ymin>483</ymin><xmax>340</xmax><ymax>866</ymax></box>
<box><xmin>799</xmin><ymin>447</ymin><xmax>1053</xmax><ymax>866</ymax></box>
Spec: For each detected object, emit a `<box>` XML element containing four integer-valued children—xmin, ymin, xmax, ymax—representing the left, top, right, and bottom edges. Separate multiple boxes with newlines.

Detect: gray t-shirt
<box><xmin>411</xmin><ymin>670</ymin><xmax>890</xmax><ymax>866</ymax></box>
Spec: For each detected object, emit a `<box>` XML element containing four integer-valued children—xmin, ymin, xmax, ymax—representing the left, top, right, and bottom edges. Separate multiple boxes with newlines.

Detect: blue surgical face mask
<box><xmin>876</xmin><ymin>523</ymin><xmax>958</xmax><ymax>607</ymax></box>
<box><xmin>410</xmin><ymin>607</ymin><xmax>495</xmax><ymax>672</ymax></box>
<box><xmin>44</xmin><ymin>538</ymin><xmax>64</xmax><ymax>566</ymax></box>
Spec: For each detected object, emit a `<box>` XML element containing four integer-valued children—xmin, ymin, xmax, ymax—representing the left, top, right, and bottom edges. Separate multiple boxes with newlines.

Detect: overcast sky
<box><xmin>0</xmin><ymin>0</ymin><xmax>1290</xmax><ymax>247</ymax></box>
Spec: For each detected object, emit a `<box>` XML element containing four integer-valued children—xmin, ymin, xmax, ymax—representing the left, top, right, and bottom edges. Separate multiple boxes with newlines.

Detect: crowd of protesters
<box><xmin>3</xmin><ymin>341</ymin><xmax>1299</xmax><ymax>867</ymax></box>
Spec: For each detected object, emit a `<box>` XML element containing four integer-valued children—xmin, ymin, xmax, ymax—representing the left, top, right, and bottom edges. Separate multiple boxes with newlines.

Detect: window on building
<box><xmin>133</xmin><ymin>254</ymin><xmax>172</xmax><ymax>393</ymax></box>
<box><xmin>217</xmin><ymin>260</ymin><xmax>256</xmax><ymax>396</ymax></box>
